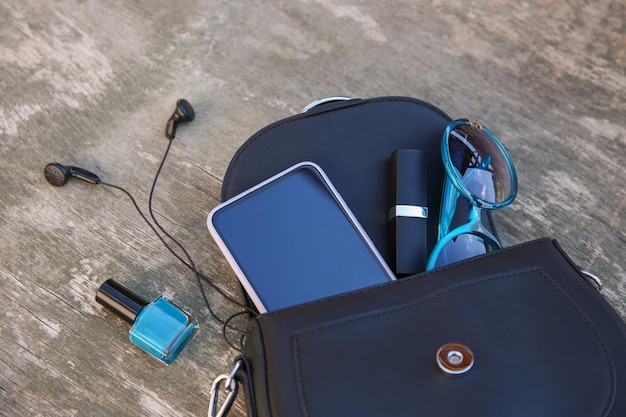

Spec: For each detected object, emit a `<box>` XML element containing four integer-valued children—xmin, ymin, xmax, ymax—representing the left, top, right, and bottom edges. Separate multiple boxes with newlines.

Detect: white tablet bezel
<box><xmin>207</xmin><ymin>161</ymin><xmax>395</xmax><ymax>313</ymax></box>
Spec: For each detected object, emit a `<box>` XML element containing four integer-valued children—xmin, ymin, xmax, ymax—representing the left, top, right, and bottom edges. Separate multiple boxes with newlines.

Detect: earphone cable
<box><xmin>146</xmin><ymin>139</ymin><xmax>258</xmax><ymax>350</ymax></box>
<box><xmin>147</xmin><ymin>140</ymin><xmax>257</xmax><ymax>310</ymax></box>
<box><xmin>100</xmin><ymin>178</ymin><xmax>253</xmax><ymax>351</ymax></box>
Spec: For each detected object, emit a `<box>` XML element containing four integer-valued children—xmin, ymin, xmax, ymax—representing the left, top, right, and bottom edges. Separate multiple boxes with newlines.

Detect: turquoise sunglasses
<box><xmin>426</xmin><ymin>118</ymin><xmax>518</xmax><ymax>270</ymax></box>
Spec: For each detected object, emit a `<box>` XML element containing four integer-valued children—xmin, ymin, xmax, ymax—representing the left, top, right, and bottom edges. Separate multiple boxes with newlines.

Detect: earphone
<box><xmin>43</xmin><ymin>99</ymin><xmax>195</xmax><ymax>188</ymax></box>
<box><xmin>44</xmin><ymin>99</ymin><xmax>253</xmax><ymax>351</ymax></box>
<box><xmin>44</xmin><ymin>163</ymin><xmax>101</xmax><ymax>187</ymax></box>
<box><xmin>165</xmin><ymin>98</ymin><xmax>195</xmax><ymax>140</ymax></box>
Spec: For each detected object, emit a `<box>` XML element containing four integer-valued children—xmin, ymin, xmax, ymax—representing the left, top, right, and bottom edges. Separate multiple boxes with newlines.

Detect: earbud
<box><xmin>45</xmin><ymin>100</ymin><xmax>193</xmax><ymax>187</ymax></box>
<box><xmin>165</xmin><ymin>99</ymin><xmax>195</xmax><ymax>140</ymax></box>
<box><xmin>44</xmin><ymin>162</ymin><xmax>101</xmax><ymax>187</ymax></box>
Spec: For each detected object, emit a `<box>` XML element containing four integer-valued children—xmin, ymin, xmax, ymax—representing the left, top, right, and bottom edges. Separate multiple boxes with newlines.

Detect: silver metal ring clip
<box><xmin>301</xmin><ymin>97</ymin><xmax>352</xmax><ymax>113</ymax></box>
<box><xmin>209</xmin><ymin>374</ymin><xmax>238</xmax><ymax>417</ymax></box>
<box><xmin>581</xmin><ymin>270</ymin><xmax>603</xmax><ymax>291</ymax></box>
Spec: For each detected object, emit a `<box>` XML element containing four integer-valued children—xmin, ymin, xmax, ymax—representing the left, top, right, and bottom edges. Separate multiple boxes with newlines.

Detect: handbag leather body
<box><xmin>218</xmin><ymin>97</ymin><xmax>626</xmax><ymax>416</ymax></box>
<box><xmin>243</xmin><ymin>238</ymin><xmax>626</xmax><ymax>417</ymax></box>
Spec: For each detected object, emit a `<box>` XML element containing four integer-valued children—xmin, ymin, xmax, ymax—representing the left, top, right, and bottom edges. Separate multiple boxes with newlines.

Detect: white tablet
<box><xmin>208</xmin><ymin>162</ymin><xmax>395</xmax><ymax>313</ymax></box>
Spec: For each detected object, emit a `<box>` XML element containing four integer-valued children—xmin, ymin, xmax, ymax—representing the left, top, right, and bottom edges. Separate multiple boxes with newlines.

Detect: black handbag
<box><xmin>235</xmin><ymin>238</ymin><xmax>626</xmax><ymax>417</ymax></box>
<box><xmin>210</xmin><ymin>97</ymin><xmax>626</xmax><ymax>416</ymax></box>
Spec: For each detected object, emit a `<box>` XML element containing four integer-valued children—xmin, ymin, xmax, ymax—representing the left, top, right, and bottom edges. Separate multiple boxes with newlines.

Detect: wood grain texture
<box><xmin>1</xmin><ymin>0</ymin><xmax>624</xmax><ymax>415</ymax></box>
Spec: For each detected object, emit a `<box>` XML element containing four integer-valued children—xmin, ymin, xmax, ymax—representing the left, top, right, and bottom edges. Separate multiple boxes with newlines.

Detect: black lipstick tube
<box><xmin>388</xmin><ymin>149</ymin><xmax>428</xmax><ymax>275</ymax></box>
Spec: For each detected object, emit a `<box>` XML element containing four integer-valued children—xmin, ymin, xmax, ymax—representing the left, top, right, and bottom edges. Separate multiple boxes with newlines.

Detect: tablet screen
<box><xmin>210</xmin><ymin>163</ymin><xmax>394</xmax><ymax>312</ymax></box>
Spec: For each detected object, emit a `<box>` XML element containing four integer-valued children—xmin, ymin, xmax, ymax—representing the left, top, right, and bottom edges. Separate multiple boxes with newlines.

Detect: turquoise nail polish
<box><xmin>96</xmin><ymin>279</ymin><xmax>199</xmax><ymax>365</ymax></box>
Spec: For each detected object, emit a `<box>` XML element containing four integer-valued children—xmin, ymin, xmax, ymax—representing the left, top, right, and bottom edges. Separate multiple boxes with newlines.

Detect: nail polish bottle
<box><xmin>95</xmin><ymin>279</ymin><xmax>199</xmax><ymax>365</ymax></box>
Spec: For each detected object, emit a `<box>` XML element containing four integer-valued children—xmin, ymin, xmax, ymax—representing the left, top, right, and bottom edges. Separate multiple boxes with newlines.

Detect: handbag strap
<box><xmin>209</xmin><ymin>356</ymin><xmax>257</xmax><ymax>417</ymax></box>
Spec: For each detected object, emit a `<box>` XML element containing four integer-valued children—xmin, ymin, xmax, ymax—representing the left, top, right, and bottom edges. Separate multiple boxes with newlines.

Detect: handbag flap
<box><xmin>245</xmin><ymin>239</ymin><xmax>626</xmax><ymax>417</ymax></box>
<box><xmin>294</xmin><ymin>267</ymin><xmax>613</xmax><ymax>417</ymax></box>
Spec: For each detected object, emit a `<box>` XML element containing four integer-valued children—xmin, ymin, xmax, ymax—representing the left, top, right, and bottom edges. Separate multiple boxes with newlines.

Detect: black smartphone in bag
<box><xmin>208</xmin><ymin>162</ymin><xmax>395</xmax><ymax>313</ymax></box>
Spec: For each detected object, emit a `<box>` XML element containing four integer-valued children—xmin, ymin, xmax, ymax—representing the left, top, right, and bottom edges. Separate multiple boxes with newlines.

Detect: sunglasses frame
<box><xmin>426</xmin><ymin>119</ymin><xmax>518</xmax><ymax>270</ymax></box>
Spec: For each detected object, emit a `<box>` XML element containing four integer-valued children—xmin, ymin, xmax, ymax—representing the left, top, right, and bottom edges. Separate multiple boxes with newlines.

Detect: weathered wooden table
<box><xmin>1</xmin><ymin>0</ymin><xmax>624</xmax><ymax>415</ymax></box>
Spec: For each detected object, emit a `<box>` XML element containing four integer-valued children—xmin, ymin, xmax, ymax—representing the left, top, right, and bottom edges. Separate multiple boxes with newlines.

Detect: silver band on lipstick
<box><xmin>388</xmin><ymin>205</ymin><xmax>429</xmax><ymax>221</ymax></box>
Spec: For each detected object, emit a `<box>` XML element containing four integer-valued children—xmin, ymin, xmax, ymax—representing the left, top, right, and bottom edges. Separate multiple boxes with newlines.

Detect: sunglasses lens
<box><xmin>432</xmin><ymin>233</ymin><xmax>487</xmax><ymax>268</ymax></box>
<box><xmin>447</xmin><ymin>124</ymin><xmax>515</xmax><ymax>206</ymax></box>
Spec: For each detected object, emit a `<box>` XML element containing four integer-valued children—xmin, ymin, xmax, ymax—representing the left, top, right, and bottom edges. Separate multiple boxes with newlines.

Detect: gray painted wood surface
<box><xmin>1</xmin><ymin>0</ymin><xmax>624</xmax><ymax>415</ymax></box>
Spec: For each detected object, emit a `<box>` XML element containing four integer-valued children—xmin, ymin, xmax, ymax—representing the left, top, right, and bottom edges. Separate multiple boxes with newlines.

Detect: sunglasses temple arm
<box><xmin>466</xmin><ymin>205</ymin><xmax>501</xmax><ymax>249</ymax></box>
<box><xmin>426</xmin><ymin>233</ymin><xmax>453</xmax><ymax>271</ymax></box>
<box><xmin>438</xmin><ymin>177</ymin><xmax>459</xmax><ymax>239</ymax></box>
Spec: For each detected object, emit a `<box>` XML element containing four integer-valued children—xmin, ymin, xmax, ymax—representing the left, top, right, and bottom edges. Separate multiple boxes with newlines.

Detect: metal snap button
<box><xmin>436</xmin><ymin>343</ymin><xmax>474</xmax><ymax>375</ymax></box>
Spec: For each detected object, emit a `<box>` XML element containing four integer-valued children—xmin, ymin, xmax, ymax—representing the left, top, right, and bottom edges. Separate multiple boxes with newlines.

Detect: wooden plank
<box><xmin>0</xmin><ymin>0</ymin><xmax>624</xmax><ymax>415</ymax></box>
